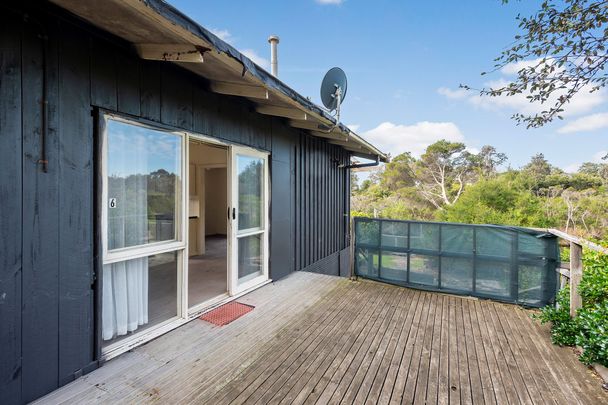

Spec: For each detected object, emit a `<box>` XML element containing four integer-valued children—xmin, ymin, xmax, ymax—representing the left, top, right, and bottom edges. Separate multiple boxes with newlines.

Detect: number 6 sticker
<box><xmin>109</xmin><ymin>198</ymin><xmax>117</xmax><ymax>209</ymax></box>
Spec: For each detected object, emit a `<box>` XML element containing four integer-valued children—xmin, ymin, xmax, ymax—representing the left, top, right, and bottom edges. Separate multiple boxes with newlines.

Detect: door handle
<box><xmin>232</xmin><ymin>207</ymin><xmax>236</xmax><ymax>220</ymax></box>
<box><xmin>227</xmin><ymin>207</ymin><xmax>231</xmax><ymax>220</ymax></box>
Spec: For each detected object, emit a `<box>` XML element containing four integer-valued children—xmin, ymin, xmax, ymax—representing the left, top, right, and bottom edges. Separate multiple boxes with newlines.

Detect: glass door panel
<box><xmin>237</xmin><ymin>155</ymin><xmax>263</xmax><ymax>231</ymax></box>
<box><xmin>101</xmin><ymin>114</ymin><xmax>185</xmax><ymax>352</ymax></box>
<box><xmin>238</xmin><ymin>233</ymin><xmax>263</xmax><ymax>283</ymax></box>
<box><xmin>102</xmin><ymin>251</ymin><xmax>178</xmax><ymax>346</ymax></box>
<box><xmin>229</xmin><ymin>147</ymin><xmax>269</xmax><ymax>294</ymax></box>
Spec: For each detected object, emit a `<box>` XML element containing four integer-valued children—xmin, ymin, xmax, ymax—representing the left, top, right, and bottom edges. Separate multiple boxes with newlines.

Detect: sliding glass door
<box><xmin>229</xmin><ymin>146</ymin><xmax>269</xmax><ymax>294</ymax></box>
<box><xmin>100</xmin><ymin>114</ymin><xmax>185</xmax><ymax>354</ymax></box>
<box><xmin>99</xmin><ymin>114</ymin><xmax>270</xmax><ymax>355</ymax></box>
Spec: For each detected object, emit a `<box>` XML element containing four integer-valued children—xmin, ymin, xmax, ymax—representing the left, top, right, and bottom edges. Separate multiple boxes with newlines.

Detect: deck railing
<box><xmin>546</xmin><ymin>229</ymin><xmax>608</xmax><ymax>317</ymax></box>
<box><xmin>350</xmin><ymin>217</ymin><xmax>560</xmax><ymax>307</ymax></box>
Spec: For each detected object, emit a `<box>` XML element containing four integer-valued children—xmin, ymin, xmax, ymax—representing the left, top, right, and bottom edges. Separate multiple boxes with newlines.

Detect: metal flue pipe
<box><xmin>268</xmin><ymin>35</ymin><xmax>279</xmax><ymax>77</ymax></box>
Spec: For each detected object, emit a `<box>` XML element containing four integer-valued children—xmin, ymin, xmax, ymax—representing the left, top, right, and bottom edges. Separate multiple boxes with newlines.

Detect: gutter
<box><xmin>341</xmin><ymin>155</ymin><xmax>380</xmax><ymax>169</ymax></box>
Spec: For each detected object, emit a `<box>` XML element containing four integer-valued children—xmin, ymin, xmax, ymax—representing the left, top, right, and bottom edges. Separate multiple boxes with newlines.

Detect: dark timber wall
<box><xmin>0</xmin><ymin>2</ymin><xmax>352</xmax><ymax>403</ymax></box>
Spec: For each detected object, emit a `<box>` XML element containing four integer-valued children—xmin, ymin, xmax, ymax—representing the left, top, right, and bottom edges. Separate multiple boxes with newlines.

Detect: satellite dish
<box><xmin>320</xmin><ymin>67</ymin><xmax>348</xmax><ymax>111</ymax></box>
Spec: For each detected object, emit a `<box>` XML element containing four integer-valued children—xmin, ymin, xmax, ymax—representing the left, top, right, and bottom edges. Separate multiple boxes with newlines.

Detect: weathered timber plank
<box><xmin>350</xmin><ymin>288</ymin><xmax>412</xmax><ymax>404</ymax></box>
<box><xmin>479</xmin><ymin>301</ymin><xmax>521</xmax><ymax>404</ymax></box>
<box><xmin>285</xmin><ymin>283</ymin><xmax>400</xmax><ymax>405</ymax></box>
<box><xmin>486</xmin><ymin>302</ymin><xmax>533</xmax><ymax>404</ymax></box>
<box><xmin>448</xmin><ymin>296</ymin><xmax>460</xmax><ymax>405</ymax></box>
<box><xmin>465</xmin><ymin>300</ymin><xmax>497</xmax><ymax>405</ymax></box>
<box><xmin>115</xmin><ymin>49</ymin><xmax>140</xmax><ymax>116</ymax></box>
<box><xmin>437</xmin><ymin>295</ymin><xmax>450</xmax><ymax>405</ymax></box>
<box><xmin>455</xmin><ymin>296</ymin><xmax>473</xmax><ymax>404</ymax></box>
<box><xmin>412</xmin><ymin>291</ymin><xmax>439</xmax><ymax>405</ymax></box>
<box><xmin>328</xmin><ymin>285</ymin><xmax>402</xmax><ymax>404</ymax></box>
<box><xmin>339</xmin><ymin>287</ymin><xmax>407</xmax><ymax>404</ymax></box>
<box><xmin>237</xmin><ymin>280</ymin><xmax>370</xmax><ymax>404</ymax></box>
<box><xmin>362</xmin><ymin>289</ymin><xmax>421</xmax><ymax>405</ymax></box>
<box><xmin>375</xmin><ymin>290</ymin><xmax>424</xmax><ymax>404</ymax></box>
<box><xmin>303</xmin><ymin>284</ymin><xmax>399</xmax><ymax>405</ymax></box>
<box><xmin>425</xmin><ymin>293</ymin><xmax>445</xmax><ymax>405</ymax></box>
<box><xmin>0</xmin><ymin>16</ymin><xmax>23</xmax><ymax>405</ymax></box>
<box><xmin>205</xmin><ymin>280</ymin><xmax>359</xmax><ymax>404</ymax></box>
<box><xmin>314</xmin><ymin>285</ymin><xmax>398</xmax><ymax>404</ymax></box>
<box><xmin>496</xmin><ymin>303</ymin><xmax>563</xmax><ymax>405</ymax></box>
<box><xmin>57</xmin><ymin>21</ymin><xmax>95</xmax><ymax>383</ymax></box>
<box><xmin>390</xmin><ymin>292</ymin><xmax>432</xmax><ymax>404</ymax></box>
<box><xmin>461</xmin><ymin>298</ymin><xmax>485</xmax><ymax>405</ymax></box>
<box><xmin>118</xmin><ymin>273</ymin><xmax>344</xmax><ymax>403</ymax></box>
<box><xmin>21</xmin><ymin>21</ymin><xmax>61</xmax><ymax>402</ymax></box>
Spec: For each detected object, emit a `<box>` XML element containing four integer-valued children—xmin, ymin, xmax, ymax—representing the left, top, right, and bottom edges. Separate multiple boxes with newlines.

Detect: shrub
<box><xmin>537</xmin><ymin>248</ymin><xmax>608</xmax><ymax>367</ymax></box>
<box><xmin>579</xmin><ymin>251</ymin><xmax>608</xmax><ymax>306</ymax></box>
<box><xmin>536</xmin><ymin>287</ymin><xmax>578</xmax><ymax>346</ymax></box>
<box><xmin>576</xmin><ymin>302</ymin><xmax>608</xmax><ymax>366</ymax></box>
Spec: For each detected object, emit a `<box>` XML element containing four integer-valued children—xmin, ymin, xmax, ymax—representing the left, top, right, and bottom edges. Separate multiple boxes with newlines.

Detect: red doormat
<box><xmin>199</xmin><ymin>301</ymin><xmax>255</xmax><ymax>326</ymax></box>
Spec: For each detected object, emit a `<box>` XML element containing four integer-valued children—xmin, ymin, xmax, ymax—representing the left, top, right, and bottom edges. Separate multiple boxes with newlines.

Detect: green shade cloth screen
<box><xmin>354</xmin><ymin>218</ymin><xmax>559</xmax><ymax>307</ymax></box>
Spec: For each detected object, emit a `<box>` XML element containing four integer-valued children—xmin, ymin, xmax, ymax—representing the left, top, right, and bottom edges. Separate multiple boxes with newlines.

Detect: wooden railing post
<box><xmin>570</xmin><ymin>241</ymin><xmax>583</xmax><ymax>317</ymax></box>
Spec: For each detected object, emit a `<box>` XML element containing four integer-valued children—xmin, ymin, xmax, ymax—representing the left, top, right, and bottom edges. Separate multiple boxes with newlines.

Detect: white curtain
<box><xmin>103</xmin><ymin>133</ymin><xmax>150</xmax><ymax>341</ymax></box>
<box><xmin>102</xmin><ymin>258</ymin><xmax>148</xmax><ymax>340</ymax></box>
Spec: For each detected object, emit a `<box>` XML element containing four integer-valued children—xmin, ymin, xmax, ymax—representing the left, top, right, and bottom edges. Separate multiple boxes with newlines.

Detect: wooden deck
<box><xmin>37</xmin><ymin>272</ymin><xmax>606</xmax><ymax>404</ymax></box>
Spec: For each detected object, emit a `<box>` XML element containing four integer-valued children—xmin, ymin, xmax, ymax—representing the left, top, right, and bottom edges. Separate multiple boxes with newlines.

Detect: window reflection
<box><xmin>106</xmin><ymin>119</ymin><xmax>182</xmax><ymax>250</ymax></box>
<box><xmin>237</xmin><ymin>155</ymin><xmax>263</xmax><ymax>231</ymax></box>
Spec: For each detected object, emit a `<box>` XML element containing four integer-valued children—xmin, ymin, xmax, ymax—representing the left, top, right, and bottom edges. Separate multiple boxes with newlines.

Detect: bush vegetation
<box><xmin>536</xmin><ymin>251</ymin><xmax>608</xmax><ymax>367</ymax></box>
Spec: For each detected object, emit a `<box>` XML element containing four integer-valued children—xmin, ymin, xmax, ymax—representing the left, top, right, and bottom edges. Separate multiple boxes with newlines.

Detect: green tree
<box><xmin>439</xmin><ymin>175</ymin><xmax>549</xmax><ymax>227</ymax></box>
<box><xmin>351</xmin><ymin>172</ymin><xmax>360</xmax><ymax>194</ymax></box>
<box><xmin>414</xmin><ymin>140</ymin><xmax>475</xmax><ymax>209</ymax></box>
<box><xmin>470</xmin><ymin>145</ymin><xmax>508</xmax><ymax>178</ymax></box>
<box><xmin>380</xmin><ymin>152</ymin><xmax>416</xmax><ymax>192</ymax></box>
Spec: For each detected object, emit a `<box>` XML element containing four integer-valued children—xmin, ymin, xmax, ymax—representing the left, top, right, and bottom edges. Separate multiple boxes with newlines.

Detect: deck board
<box><xmin>35</xmin><ymin>272</ymin><xmax>607</xmax><ymax>405</ymax></box>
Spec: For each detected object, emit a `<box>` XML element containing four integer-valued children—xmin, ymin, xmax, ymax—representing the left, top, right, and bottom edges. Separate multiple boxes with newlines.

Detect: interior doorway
<box><xmin>188</xmin><ymin>140</ymin><xmax>228</xmax><ymax>309</ymax></box>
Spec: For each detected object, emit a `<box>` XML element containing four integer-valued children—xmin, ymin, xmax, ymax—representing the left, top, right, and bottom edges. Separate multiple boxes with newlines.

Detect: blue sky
<box><xmin>170</xmin><ymin>0</ymin><xmax>607</xmax><ymax>172</ymax></box>
<box><xmin>107</xmin><ymin>119</ymin><xmax>181</xmax><ymax>177</ymax></box>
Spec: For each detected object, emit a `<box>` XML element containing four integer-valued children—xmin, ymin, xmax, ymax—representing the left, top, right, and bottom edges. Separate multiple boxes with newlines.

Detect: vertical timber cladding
<box><xmin>0</xmin><ymin>1</ymin><xmax>356</xmax><ymax>402</ymax></box>
<box><xmin>296</xmin><ymin>134</ymin><xmax>351</xmax><ymax>275</ymax></box>
<box><xmin>1</xmin><ymin>12</ymin><xmax>97</xmax><ymax>404</ymax></box>
<box><xmin>0</xmin><ymin>15</ymin><xmax>23</xmax><ymax>405</ymax></box>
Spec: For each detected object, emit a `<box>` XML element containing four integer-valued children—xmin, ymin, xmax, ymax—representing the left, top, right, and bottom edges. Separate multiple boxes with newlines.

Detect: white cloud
<box><xmin>210</xmin><ymin>28</ymin><xmax>233</xmax><ymax>43</ymax></box>
<box><xmin>500</xmin><ymin>58</ymin><xmax>547</xmax><ymax>75</ymax></box>
<box><xmin>558</xmin><ymin>112</ymin><xmax>608</xmax><ymax>134</ymax></box>
<box><xmin>439</xmin><ymin>58</ymin><xmax>606</xmax><ymax>119</ymax></box>
<box><xmin>437</xmin><ymin>87</ymin><xmax>469</xmax><ymax>100</ymax></box>
<box><xmin>241</xmin><ymin>49</ymin><xmax>270</xmax><ymax>70</ymax></box>
<box><xmin>361</xmin><ymin>121</ymin><xmax>465</xmax><ymax>157</ymax></box>
<box><xmin>347</xmin><ymin>124</ymin><xmax>360</xmax><ymax>132</ymax></box>
<box><xmin>316</xmin><ymin>0</ymin><xmax>343</xmax><ymax>4</ymax></box>
<box><xmin>440</xmin><ymin>80</ymin><xmax>606</xmax><ymax>119</ymax></box>
<box><xmin>592</xmin><ymin>150</ymin><xmax>608</xmax><ymax>161</ymax></box>
<box><xmin>563</xmin><ymin>150</ymin><xmax>607</xmax><ymax>173</ymax></box>
<box><xmin>563</xmin><ymin>163</ymin><xmax>581</xmax><ymax>173</ymax></box>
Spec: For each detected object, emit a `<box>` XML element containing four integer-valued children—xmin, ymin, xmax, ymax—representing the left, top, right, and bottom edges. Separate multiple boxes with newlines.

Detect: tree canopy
<box><xmin>352</xmin><ymin>140</ymin><xmax>608</xmax><ymax>239</ymax></box>
<box><xmin>471</xmin><ymin>0</ymin><xmax>608</xmax><ymax>127</ymax></box>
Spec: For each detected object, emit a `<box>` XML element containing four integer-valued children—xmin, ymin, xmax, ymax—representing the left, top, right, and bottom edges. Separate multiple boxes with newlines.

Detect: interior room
<box><xmin>188</xmin><ymin>140</ymin><xmax>229</xmax><ymax>308</ymax></box>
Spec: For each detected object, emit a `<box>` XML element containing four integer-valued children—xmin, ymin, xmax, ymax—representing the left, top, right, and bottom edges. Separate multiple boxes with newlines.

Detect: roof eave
<box><xmin>49</xmin><ymin>0</ymin><xmax>388</xmax><ymax>161</ymax></box>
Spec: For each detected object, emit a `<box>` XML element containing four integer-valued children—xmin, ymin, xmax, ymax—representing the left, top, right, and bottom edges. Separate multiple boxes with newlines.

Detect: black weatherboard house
<box><xmin>0</xmin><ymin>0</ymin><xmax>387</xmax><ymax>403</ymax></box>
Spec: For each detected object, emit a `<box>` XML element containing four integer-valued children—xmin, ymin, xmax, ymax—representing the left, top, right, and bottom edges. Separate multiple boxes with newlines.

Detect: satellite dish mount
<box><xmin>320</xmin><ymin>67</ymin><xmax>348</xmax><ymax>132</ymax></box>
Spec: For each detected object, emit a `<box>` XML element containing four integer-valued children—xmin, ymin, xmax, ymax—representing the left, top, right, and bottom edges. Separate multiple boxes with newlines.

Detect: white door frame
<box><xmin>99</xmin><ymin>113</ymin><xmax>187</xmax><ymax>360</ymax></box>
<box><xmin>99</xmin><ymin>119</ymin><xmax>272</xmax><ymax>359</ymax></box>
<box><xmin>228</xmin><ymin>145</ymin><xmax>270</xmax><ymax>295</ymax></box>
